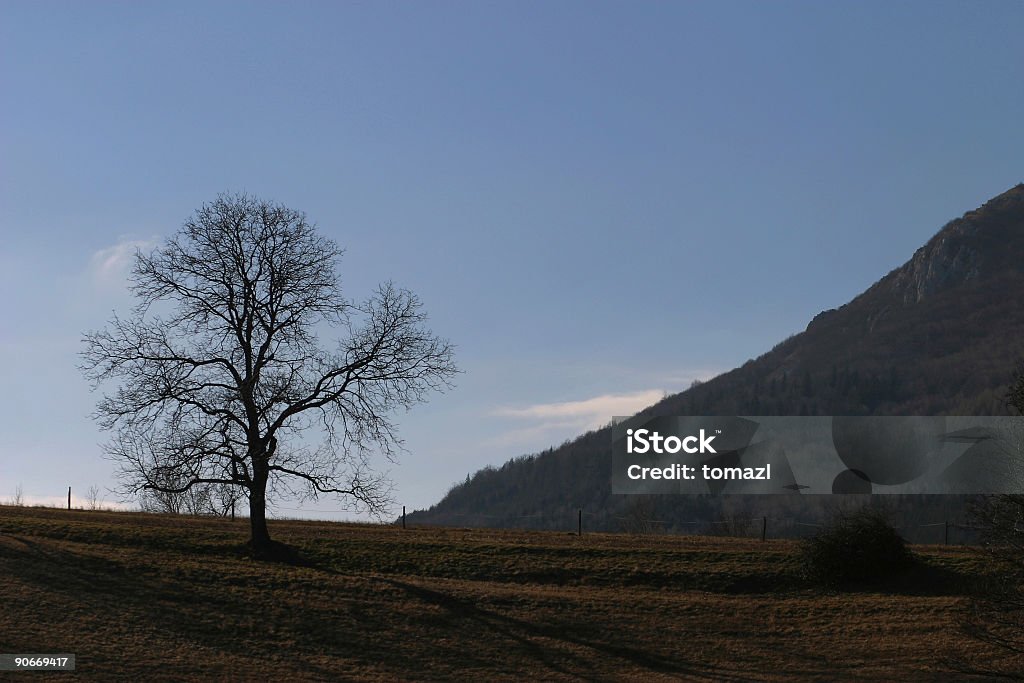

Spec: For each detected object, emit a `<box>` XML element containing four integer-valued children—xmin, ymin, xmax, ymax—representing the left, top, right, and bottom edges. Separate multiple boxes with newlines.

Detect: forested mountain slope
<box><xmin>410</xmin><ymin>185</ymin><xmax>1024</xmax><ymax>536</ymax></box>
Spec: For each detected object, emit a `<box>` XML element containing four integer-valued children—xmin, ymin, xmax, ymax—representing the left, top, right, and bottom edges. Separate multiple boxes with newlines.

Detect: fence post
<box><xmin>67</xmin><ymin>486</ymin><xmax>71</xmax><ymax>510</ymax></box>
<box><xmin>402</xmin><ymin>505</ymin><xmax>406</xmax><ymax>530</ymax></box>
<box><xmin>231</xmin><ymin>500</ymin><xmax>235</xmax><ymax>521</ymax></box>
<box><xmin>761</xmin><ymin>516</ymin><xmax>767</xmax><ymax>542</ymax></box>
<box><xmin>944</xmin><ymin>520</ymin><xmax>949</xmax><ymax>546</ymax></box>
<box><xmin>578</xmin><ymin>508</ymin><xmax>582</xmax><ymax>536</ymax></box>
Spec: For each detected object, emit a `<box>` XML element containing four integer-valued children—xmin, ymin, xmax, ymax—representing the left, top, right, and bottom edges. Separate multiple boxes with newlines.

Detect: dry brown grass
<box><xmin>0</xmin><ymin>505</ymin><xmax>1018</xmax><ymax>681</ymax></box>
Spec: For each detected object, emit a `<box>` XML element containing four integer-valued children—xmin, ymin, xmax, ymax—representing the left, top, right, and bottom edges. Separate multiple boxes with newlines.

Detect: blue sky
<box><xmin>2</xmin><ymin>1</ymin><xmax>1022</xmax><ymax>518</ymax></box>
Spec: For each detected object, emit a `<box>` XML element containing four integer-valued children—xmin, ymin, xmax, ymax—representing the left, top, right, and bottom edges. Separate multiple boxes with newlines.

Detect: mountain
<box><xmin>409</xmin><ymin>185</ymin><xmax>1024</xmax><ymax>537</ymax></box>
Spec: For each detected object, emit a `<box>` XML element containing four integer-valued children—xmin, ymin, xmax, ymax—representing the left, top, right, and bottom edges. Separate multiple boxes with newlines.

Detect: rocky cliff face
<box><xmin>890</xmin><ymin>185</ymin><xmax>1024</xmax><ymax>305</ymax></box>
<box><xmin>893</xmin><ymin>224</ymin><xmax>982</xmax><ymax>304</ymax></box>
<box><xmin>805</xmin><ymin>184</ymin><xmax>1024</xmax><ymax>334</ymax></box>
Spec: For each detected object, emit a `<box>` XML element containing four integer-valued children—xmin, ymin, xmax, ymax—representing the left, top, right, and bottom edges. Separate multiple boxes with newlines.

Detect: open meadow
<box><xmin>0</xmin><ymin>505</ymin><xmax>1019</xmax><ymax>681</ymax></box>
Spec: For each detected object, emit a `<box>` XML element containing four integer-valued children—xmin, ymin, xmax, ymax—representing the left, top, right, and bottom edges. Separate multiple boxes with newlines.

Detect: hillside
<box><xmin>410</xmin><ymin>185</ymin><xmax>1024</xmax><ymax>533</ymax></box>
<box><xmin>0</xmin><ymin>505</ymin><xmax>1018</xmax><ymax>680</ymax></box>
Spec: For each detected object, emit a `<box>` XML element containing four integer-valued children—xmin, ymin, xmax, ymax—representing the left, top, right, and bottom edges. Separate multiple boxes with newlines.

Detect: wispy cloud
<box><xmin>494</xmin><ymin>390</ymin><xmax>665</xmax><ymax>425</ymax></box>
<box><xmin>89</xmin><ymin>237</ymin><xmax>158</xmax><ymax>285</ymax></box>
<box><xmin>656</xmin><ymin>369</ymin><xmax>722</xmax><ymax>389</ymax></box>
<box><xmin>488</xmin><ymin>389</ymin><xmax>666</xmax><ymax>449</ymax></box>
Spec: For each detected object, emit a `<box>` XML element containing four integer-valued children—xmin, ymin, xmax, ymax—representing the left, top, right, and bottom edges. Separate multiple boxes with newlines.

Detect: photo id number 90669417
<box><xmin>0</xmin><ymin>654</ymin><xmax>76</xmax><ymax>671</ymax></box>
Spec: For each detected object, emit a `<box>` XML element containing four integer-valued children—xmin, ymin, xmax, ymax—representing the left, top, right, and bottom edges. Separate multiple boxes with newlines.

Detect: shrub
<box><xmin>801</xmin><ymin>508</ymin><xmax>913</xmax><ymax>587</ymax></box>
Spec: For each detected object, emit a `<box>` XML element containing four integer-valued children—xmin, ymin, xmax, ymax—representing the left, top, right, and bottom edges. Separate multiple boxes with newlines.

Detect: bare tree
<box><xmin>85</xmin><ymin>485</ymin><xmax>102</xmax><ymax>511</ymax></box>
<box><xmin>81</xmin><ymin>194</ymin><xmax>457</xmax><ymax>556</ymax></box>
<box><xmin>956</xmin><ymin>363</ymin><xmax>1024</xmax><ymax>676</ymax></box>
<box><xmin>10</xmin><ymin>484</ymin><xmax>23</xmax><ymax>507</ymax></box>
<box><xmin>711</xmin><ymin>514</ymin><xmax>756</xmax><ymax>539</ymax></box>
<box><xmin>138</xmin><ymin>469</ymin><xmax>240</xmax><ymax>516</ymax></box>
<box><xmin>619</xmin><ymin>496</ymin><xmax>660</xmax><ymax>535</ymax></box>
<box><xmin>138</xmin><ymin>486</ymin><xmax>187</xmax><ymax>515</ymax></box>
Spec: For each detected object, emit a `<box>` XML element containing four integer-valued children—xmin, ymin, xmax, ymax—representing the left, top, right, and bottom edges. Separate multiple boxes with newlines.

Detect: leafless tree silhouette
<box><xmin>137</xmin><ymin>471</ymin><xmax>239</xmax><ymax>516</ymax></box>
<box><xmin>957</xmin><ymin>363</ymin><xmax>1024</xmax><ymax>677</ymax></box>
<box><xmin>81</xmin><ymin>193</ymin><xmax>457</xmax><ymax>555</ymax></box>
<box><xmin>85</xmin><ymin>485</ymin><xmax>102</xmax><ymax>510</ymax></box>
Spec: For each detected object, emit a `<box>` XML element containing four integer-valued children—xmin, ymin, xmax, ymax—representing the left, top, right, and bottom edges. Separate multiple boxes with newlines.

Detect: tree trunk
<box><xmin>248</xmin><ymin>468</ymin><xmax>272</xmax><ymax>555</ymax></box>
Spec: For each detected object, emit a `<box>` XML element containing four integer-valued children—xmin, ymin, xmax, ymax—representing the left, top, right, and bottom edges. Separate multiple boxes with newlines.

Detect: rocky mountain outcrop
<box><xmin>892</xmin><ymin>187</ymin><xmax>1022</xmax><ymax>304</ymax></box>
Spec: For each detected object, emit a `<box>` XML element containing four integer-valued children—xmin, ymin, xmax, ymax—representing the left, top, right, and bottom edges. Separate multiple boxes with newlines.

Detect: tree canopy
<box><xmin>81</xmin><ymin>193</ymin><xmax>457</xmax><ymax>554</ymax></box>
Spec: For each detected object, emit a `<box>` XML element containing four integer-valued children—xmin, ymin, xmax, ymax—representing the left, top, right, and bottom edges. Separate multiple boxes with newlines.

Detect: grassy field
<box><xmin>0</xmin><ymin>505</ymin><xmax>1019</xmax><ymax>681</ymax></box>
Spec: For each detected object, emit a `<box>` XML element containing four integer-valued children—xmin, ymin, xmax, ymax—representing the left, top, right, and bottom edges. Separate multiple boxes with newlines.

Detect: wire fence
<box><xmin>396</xmin><ymin>508</ymin><xmax>988</xmax><ymax>545</ymax></box>
<box><xmin>8</xmin><ymin>490</ymin><xmax>988</xmax><ymax>546</ymax></box>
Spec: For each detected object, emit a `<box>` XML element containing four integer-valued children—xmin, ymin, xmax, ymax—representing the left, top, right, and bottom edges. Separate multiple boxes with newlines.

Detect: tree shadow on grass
<box><xmin>4</xmin><ymin>535</ymin><xmax>721</xmax><ymax>680</ymax></box>
<box><xmin>0</xmin><ymin>534</ymin><xmax>355</xmax><ymax>681</ymax></box>
<box><xmin>373</xmin><ymin>576</ymin><xmax>741</xmax><ymax>681</ymax></box>
<box><xmin>3</xmin><ymin>533</ymin><xmax>984</xmax><ymax>681</ymax></box>
<box><xmin>240</xmin><ymin>539</ymin><xmax>317</xmax><ymax>565</ymax></box>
